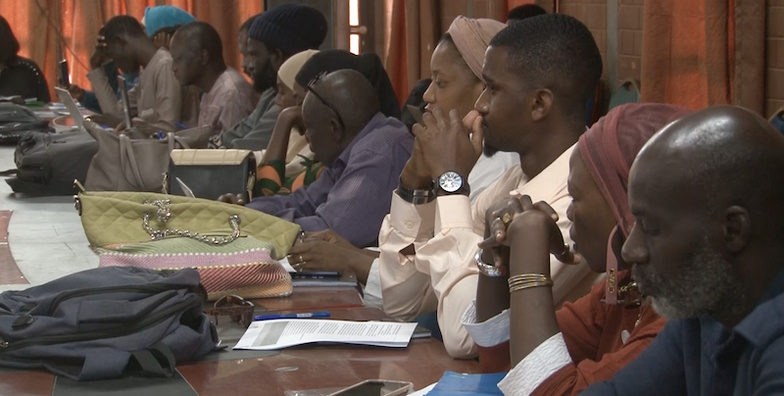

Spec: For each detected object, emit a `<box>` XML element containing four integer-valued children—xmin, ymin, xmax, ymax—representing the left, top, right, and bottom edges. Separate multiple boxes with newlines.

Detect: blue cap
<box><xmin>143</xmin><ymin>6</ymin><xmax>196</xmax><ymax>38</ymax></box>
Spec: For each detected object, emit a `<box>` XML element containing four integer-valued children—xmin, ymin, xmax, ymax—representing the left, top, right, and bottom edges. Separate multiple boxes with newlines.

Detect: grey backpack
<box><xmin>0</xmin><ymin>102</ymin><xmax>50</xmax><ymax>145</ymax></box>
<box><xmin>0</xmin><ymin>266</ymin><xmax>218</xmax><ymax>380</ymax></box>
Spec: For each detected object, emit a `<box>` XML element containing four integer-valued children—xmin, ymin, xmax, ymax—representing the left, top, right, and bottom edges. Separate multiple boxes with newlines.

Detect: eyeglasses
<box><xmin>307</xmin><ymin>72</ymin><xmax>346</xmax><ymax>130</ymax></box>
<box><xmin>203</xmin><ymin>294</ymin><xmax>255</xmax><ymax>328</ymax></box>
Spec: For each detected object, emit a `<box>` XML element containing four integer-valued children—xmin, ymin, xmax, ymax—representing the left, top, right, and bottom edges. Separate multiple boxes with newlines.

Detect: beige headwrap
<box><xmin>278</xmin><ymin>49</ymin><xmax>319</xmax><ymax>91</ymax></box>
<box><xmin>445</xmin><ymin>16</ymin><xmax>506</xmax><ymax>82</ymax></box>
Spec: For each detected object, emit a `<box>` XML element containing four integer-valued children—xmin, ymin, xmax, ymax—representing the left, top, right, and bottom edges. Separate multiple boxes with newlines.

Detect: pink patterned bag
<box><xmin>97</xmin><ymin>236</ymin><xmax>292</xmax><ymax>301</ymax></box>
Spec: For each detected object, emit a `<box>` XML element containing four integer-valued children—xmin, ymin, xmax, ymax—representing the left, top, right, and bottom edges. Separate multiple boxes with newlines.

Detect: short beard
<box><xmin>632</xmin><ymin>237</ymin><xmax>750</xmax><ymax>323</ymax></box>
<box><xmin>252</xmin><ymin>59</ymin><xmax>277</xmax><ymax>93</ymax></box>
<box><xmin>483</xmin><ymin>145</ymin><xmax>499</xmax><ymax>157</ymax></box>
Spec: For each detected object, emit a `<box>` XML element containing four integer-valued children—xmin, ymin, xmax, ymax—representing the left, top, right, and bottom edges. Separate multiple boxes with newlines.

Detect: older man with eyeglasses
<box><xmin>221</xmin><ymin>69</ymin><xmax>413</xmax><ymax>249</ymax></box>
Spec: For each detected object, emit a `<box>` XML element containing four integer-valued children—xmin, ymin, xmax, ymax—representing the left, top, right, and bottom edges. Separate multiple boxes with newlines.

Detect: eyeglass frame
<box><xmin>203</xmin><ymin>294</ymin><xmax>256</xmax><ymax>328</ymax></box>
<box><xmin>306</xmin><ymin>72</ymin><xmax>347</xmax><ymax>131</ymax></box>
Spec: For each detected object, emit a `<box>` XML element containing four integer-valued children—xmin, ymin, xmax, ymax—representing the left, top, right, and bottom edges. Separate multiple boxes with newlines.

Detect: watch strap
<box><xmin>396</xmin><ymin>179</ymin><xmax>436</xmax><ymax>205</ymax></box>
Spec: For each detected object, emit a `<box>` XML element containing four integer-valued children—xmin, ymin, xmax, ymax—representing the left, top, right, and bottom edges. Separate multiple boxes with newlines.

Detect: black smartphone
<box><xmin>58</xmin><ymin>59</ymin><xmax>70</xmax><ymax>87</ymax></box>
<box><xmin>291</xmin><ymin>270</ymin><xmax>341</xmax><ymax>279</ymax></box>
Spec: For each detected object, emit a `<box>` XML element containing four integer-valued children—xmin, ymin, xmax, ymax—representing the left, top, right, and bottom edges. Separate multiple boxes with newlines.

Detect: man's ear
<box><xmin>199</xmin><ymin>49</ymin><xmax>209</xmax><ymax>65</ymax></box>
<box><xmin>531</xmin><ymin>88</ymin><xmax>553</xmax><ymax>122</ymax></box>
<box><xmin>330</xmin><ymin>117</ymin><xmax>343</xmax><ymax>142</ymax></box>
<box><xmin>270</xmin><ymin>48</ymin><xmax>285</xmax><ymax>69</ymax></box>
<box><xmin>724</xmin><ymin>205</ymin><xmax>751</xmax><ymax>253</ymax></box>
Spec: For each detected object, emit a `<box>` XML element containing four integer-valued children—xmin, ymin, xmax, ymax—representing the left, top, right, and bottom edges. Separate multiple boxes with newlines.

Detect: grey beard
<box><xmin>632</xmin><ymin>237</ymin><xmax>750</xmax><ymax>323</ymax></box>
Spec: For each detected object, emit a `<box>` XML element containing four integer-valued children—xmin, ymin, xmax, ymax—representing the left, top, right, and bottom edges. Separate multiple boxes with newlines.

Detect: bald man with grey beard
<box><xmin>582</xmin><ymin>105</ymin><xmax>784</xmax><ymax>395</ymax></box>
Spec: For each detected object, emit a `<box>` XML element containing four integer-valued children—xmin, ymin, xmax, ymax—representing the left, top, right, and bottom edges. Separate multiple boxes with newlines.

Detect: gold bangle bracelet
<box><xmin>509</xmin><ymin>280</ymin><xmax>554</xmax><ymax>293</ymax></box>
<box><xmin>508</xmin><ymin>273</ymin><xmax>553</xmax><ymax>293</ymax></box>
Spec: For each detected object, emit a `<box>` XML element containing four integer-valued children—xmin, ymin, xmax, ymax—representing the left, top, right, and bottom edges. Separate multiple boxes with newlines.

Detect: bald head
<box><xmin>635</xmin><ymin>105</ymin><xmax>784</xmax><ymax>221</ymax></box>
<box><xmin>309</xmin><ymin>69</ymin><xmax>380</xmax><ymax>133</ymax></box>
<box><xmin>302</xmin><ymin>70</ymin><xmax>381</xmax><ymax>166</ymax></box>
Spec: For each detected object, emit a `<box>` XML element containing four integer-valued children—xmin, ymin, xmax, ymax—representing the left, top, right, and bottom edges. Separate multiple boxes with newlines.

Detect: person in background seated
<box><xmin>169</xmin><ymin>22</ymin><xmax>255</xmax><ymax>137</ymax></box>
<box><xmin>286</xmin><ymin>16</ymin><xmax>519</xmax><ymax>310</ymax></box>
<box><xmin>141</xmin><ymin>5</ymin><xmax>196</xmax><ymax>50</ymax></box>
<box><xmin>255</xmin><ymin>49</ymin><xmax>400</xmax><ymax>197</ymax></box>
<box><xmin>254</xmin><ymin>49</ymin><xmax>321</xmax><ymax>197</ymax></box>
<box><xmin>87</xmin><ymin>15</ymin><xmax>196</xmax><ymax>131</ymax></box>
<box><xmin>236</xmin><ymin>15</ymin><xmax>257</xmax><ymax>78</ymax></box>
<box><xmin>464</xmin><ymin>103</ymin><xmax>691</xmax><ymax>396</ymax></box>
<box><xmin>220</xmin><ymin>4</ymin><xmax>327</xmax><ymax>150</ymax></box>
<box><xmin>378</xmin><ymin>14</ymin><xmax>603</xmax><ymax>358</ymax></box>
<box><xmin>507</xmin><ymin>4</ymin><xmax>547</xmax><ymax>21</ymax></box>
<box><xmin>69</xmin><ymin>5</ymin><xmax>193</xmax><ymax>113</ymax></box>
<box><xmin>400</xmin><ymin>78</ymin><xmax>431</xmax><ymax>133</ymax></box>
<box><xmin>220</xmin><ymin>70</ymin><xmax>413</xmax><ymax>249</ymax></box>
<box><xmin>581</xmin><ymin>106</ymin><xmax>784</xmax><ymax>395</ymax></box>
<box><xmin>0</xmin><ymin>15</ymin><xmax>50</xmax><ymax>103</ymax></box>
<box><xmin>294</xmin><ymin>49</ymin><xmax>400</xmax><ymax>120</ymax></box>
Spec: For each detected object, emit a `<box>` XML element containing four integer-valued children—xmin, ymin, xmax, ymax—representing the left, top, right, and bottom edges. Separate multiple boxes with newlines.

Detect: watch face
<box><xmin>439</xmin><ymin>171</ymin><xmax>463</xmax><ymax>193</ymax></box>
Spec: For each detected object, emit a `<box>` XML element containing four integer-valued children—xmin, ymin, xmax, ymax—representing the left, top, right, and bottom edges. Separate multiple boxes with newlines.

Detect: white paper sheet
<box><xmin>233</xmin><ymin>319</ymin><xmax>418</xmax><ymax>350</ymax></box>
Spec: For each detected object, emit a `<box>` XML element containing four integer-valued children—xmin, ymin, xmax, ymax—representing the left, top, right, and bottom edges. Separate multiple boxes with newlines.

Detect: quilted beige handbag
<box><xmin>83</xmin><ymin>121</ymin><xmax>212</xmax><ymax>192</ymax></box>
<box><xmin>75</xmin><ymin>190</ymin><xmax>300</xmax><ymax>299</ymax></box>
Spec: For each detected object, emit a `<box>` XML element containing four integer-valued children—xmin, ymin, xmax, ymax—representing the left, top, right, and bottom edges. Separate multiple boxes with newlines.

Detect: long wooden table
<box><xmin>0</xmin><ymin>286</ymin><xmax>482</xmax><ymax>395</ymax></box>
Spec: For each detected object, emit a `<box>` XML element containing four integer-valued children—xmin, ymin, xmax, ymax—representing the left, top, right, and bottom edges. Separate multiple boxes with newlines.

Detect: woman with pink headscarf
<box><xmin>462</xmin><ymin>103</ymin><xmax>692</xmax><ymax>396</ymax></box>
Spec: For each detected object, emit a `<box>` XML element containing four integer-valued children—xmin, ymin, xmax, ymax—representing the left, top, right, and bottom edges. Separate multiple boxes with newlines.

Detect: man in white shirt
<box><xmin>377</xmin><ymin>14</ymin><xmax>604</xmax><ymax>358</ymax></box>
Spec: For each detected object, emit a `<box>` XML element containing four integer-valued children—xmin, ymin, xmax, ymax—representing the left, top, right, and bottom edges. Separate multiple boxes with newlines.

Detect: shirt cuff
<box><xmin>363</xmin><ymin>258</ymin><xmax>383</xmax><ymax>309</ymax></box>
<box><xmin>389</xmin><ymin>192</ymin><xmax>435</xmax><ymax>239</ymax></box>
<box><xmin>434</xmin><ymin>194</ymin><xmax>473</xmax><ymax>231</ymax></box>
<box><xmin>461</xmin><ymin>300</ymin><xmax>510</xmax><ymax>347</ymax></box>
<box><xmin>497</xmin><ymin>333</ymin><xmax>571</xmax><ymax>396</ymax></box>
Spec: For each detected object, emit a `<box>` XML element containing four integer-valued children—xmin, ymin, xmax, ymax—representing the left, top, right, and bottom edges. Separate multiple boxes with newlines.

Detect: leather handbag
<box><xmin>82</xmin><ymin>121</ymin><xmax>212</xmax><ymax>192</ymax></box>
<box><xmin>75</xmin><ymin>190</ymin><xmax>301</xmax><ymax>300</ymax></box>
<box><xmin>163</xmin><ymin>149</ymin><xmax>256</xmax><ymax>201</ymax></box>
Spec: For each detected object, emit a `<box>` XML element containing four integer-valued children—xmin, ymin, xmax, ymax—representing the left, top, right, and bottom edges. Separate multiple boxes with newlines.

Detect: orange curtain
<box><xmin>4</xmin><ymin>0</ymin><xmax>264</xmax><ymax>102</ymax></box>
<box><xmin>640</xmin><ymin>0</ymin><xmax>764</xmax><ymax>113</ymax></box>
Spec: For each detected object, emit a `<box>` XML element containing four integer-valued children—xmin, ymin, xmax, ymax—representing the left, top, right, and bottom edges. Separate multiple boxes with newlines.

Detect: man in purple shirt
<box><xmin>231</xmin><ymin>70</ymin><xmax>412</xmax><ymax>248</ymax></box>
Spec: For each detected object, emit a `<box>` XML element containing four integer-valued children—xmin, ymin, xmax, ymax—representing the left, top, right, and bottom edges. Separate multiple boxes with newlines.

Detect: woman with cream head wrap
<box><xmin>254</xmin><ymin>49</ymin><xmax>320</xmax><ymax>196</ymax></box>
<box><xmin>422</xmin><ymin>16</ymin><xmax>520</xmax><ymax>202</ymax></box>
<box><xmin>423</xmin><ymin>16</ymin><xmax>504</xmax><ymax>120</ymax></box>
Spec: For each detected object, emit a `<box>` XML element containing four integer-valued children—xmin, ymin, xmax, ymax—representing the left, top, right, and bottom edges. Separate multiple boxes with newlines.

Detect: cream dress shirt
<box><xmin>378</xmin><ymin>144</ymin><xmax>597</xmax><ymax>358</ymax></box>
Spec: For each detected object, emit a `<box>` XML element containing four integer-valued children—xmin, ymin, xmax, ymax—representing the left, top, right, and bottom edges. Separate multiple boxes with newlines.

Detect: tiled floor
<box><xmin>0</xmin><ymin>145</ymin><xmax>97</xmax><ymax>291</ymax></box>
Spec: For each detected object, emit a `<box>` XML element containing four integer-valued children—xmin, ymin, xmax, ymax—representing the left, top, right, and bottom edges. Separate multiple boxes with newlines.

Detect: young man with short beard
<box><xmin>582</xmin><ymin>105</ymin><xmax>784</xmax><ymax>395</ymax></box>
<box><xmin>219</xmin><ymin>4</ymin><xmax>327</xmax><ymax>150</ymax></box>
<box><xmin>378</xmin><ymin>14</ymin><xmax>603</xmax><ymax>358</ymax></box>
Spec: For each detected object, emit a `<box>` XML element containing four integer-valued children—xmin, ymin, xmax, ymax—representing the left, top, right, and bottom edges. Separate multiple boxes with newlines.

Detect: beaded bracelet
<box><xmin>508</xmin><ymin>273</ymin><xmax>553</xmax><ymax>293</ymax></box>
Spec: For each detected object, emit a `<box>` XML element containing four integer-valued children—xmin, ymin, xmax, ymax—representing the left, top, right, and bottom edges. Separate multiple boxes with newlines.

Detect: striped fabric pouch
<box><xmin>96</xmin><ymin>236</ymin><xmax>292</xmax><ymax>301</ymax></box>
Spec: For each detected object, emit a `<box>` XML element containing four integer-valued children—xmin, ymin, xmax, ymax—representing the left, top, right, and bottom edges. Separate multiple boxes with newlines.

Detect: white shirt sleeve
<box><xmin>497</xmin><ymin>332</ymin><xmax>572</xmax><ymax>396</ymax></box>
<box><xmin>461</xmin><ymin>299</ymin><xmax>510</xmax><ymax>347</ymax></box>
<box><xmin>363</xmin><ymin>258</ymin><xmax>383</xmax><ymax>309</ymax></box>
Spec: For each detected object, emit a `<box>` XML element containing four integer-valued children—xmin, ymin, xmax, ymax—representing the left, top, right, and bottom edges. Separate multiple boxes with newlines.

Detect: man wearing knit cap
<box><xmin>220</xmin><ymin>3</ymin><xmax>328</xmax><ymax>150</ymax></box>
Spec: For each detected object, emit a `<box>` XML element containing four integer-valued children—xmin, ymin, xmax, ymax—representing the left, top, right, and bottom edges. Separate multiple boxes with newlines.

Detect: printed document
<box><xmin>234</xmin><ymin>320</ymin><xmax>417</xmax><ymax>350</ymax></box>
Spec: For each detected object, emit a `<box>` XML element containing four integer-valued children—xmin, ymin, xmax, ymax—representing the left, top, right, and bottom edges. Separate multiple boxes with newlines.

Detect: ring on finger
<box><xmin>500</xmin><ymin>212</ymin><xmax>513</xmax><ymax>227</ymax></box>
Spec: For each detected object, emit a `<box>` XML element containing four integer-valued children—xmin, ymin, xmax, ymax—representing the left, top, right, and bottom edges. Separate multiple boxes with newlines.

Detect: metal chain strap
<box><xmin>141</xmin><ymin>199</ymin><xmax>241</xmax><ymax>245</ymax></box>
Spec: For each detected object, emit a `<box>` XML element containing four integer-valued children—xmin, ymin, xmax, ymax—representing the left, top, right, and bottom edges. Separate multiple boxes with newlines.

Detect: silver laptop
<box><xmin>117</xmin><ymin>75</ymin><xmax>133</xmax><ymax>130</ymax></box>
<box><xmin>53</xmin><ymin>87</ymin><xmax>87</xmax><ymax>131</ymax></box>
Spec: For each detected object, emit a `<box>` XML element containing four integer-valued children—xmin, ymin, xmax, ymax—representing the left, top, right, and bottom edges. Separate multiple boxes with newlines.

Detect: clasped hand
<box><xmin>400</xmin><ymin>106</ymin><xmax>483</xmax><ymax>188</ymax></box>
<box><xmin>479</xmin><ymin>195</ymin><xmax>580</xmax><ymax>271</ymax></box>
